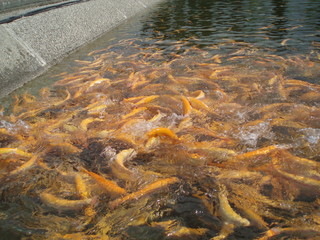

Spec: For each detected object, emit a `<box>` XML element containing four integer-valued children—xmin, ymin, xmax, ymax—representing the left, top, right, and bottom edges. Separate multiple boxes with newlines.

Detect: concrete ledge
<box><xmin>0</xmin><ymin>0</ymin><xmax>164</xmax><ymax>98</ymax></box>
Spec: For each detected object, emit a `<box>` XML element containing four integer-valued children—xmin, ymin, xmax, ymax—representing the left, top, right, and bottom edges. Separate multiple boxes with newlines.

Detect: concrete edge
<box><xmin>0</xmin><ymin>0</ymin><xmax>165</xmax><ymax>99</ymax></box>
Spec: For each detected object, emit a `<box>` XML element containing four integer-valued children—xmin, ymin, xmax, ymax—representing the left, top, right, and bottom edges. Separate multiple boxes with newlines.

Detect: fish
<box><xmin>75</xmin><ymin>173</ymin><xmax>90</xmax><ymax>199</ymax></box>
<box><xmin>80</xmin><ymin>167</ymin><xmax>126</xmax><ymax>197</ymax></box>
<box><xmin>2</xmin><ymin>30</ymin><xmax>320</xmax><ymax>238</ymax></box>
<box><xmin>147</xmin><ymin>127</ymin><xmax>180</xmax><ymax>141</ymax></box>
<box><xmin>280</xmin><ymin>39</ymin><xmax>291</xmax><ymax>46</ymax></box>
<box><xmin>74</xmin><ymin>60</ymin><xmax>92</xmax><ymax>65</ymax></box>
<box><xmin>110</xmin><ymin>148</ymin><xmax>136</xmax><ymax>181</ymax></box>
<box><xmin>52</xmin><ymin>90</ymin><xmax>71</xmax><ymax>107</ymax></box>
<box><xmin>135</xmin><ymin>95</ymin><xmax>159</xmax><ymax>106</ymax></box>
<box><xmin>218</xmin><ymin>187</ymin><xmax>250</xmax><ymax>227</ymax></box>
<box><xmin>282</xmin><ymin>25</ymin><xmax>303</xmax><ymax>31</ymax></box>
<box><xmin>216</xmin><ymin>170</ymin><xmax>262</xmax><ymax>180</ymax></box>
<box><xmin>235</xmin><ymin>145</ymin><xmax>280</xmax><ymax>160</ymax></box>
<box><xmin>48</xmin><ymin>142</ymin><xmax>81</xmax><ymax>154</ymax></box>
<box><xmin>40</xmin><ymin>192</ymin><xmax>95</xmax><ymax>211</ymax></box>
<box><xmin>87</xmin><ymin>104</ymin><xmax>109</xmax><ymax>115</ymax></box>
<box><xmin>80</xmin><ymin>118</ymin><xmax>104</xmax><ymax>131</ymax></box>
<box><xmin>123</xmin><ymin>95</ymin><xmax>147</xmax><ymax>103</ymax></box>
<box><xmin>122</xmin><ymin>107</ymin><xmax>147</xmax><ymax>119</ymax></box>
<box><xmin>272</xmin><ymin>156</ymin><xmax>320</xmax><ymax>188</ymax></box>
<box><xmin>258</xmin><ymin>25</ymin><xmax>274</xmax><ymax>30</ymax></box>
<box><xmin>88</xmin><ymin>78</ymin><xmax>110</xmax><ymax>88</ymax></box>
<box><xmin>0</xmin><ymin>148</ymin><xmax>32</xmax><ymax>158</ymax></box>
<box><xmin>187</xmin><ymin>97</ymin><xmax>210</xmax><ymax>112</ymax></box>
<box><xmin>211</xmin><ymin>223</ymin><xmax>235</xmax><ymax>240</ymax></box>
<box><xmin>257</xmin><ymin>227</ymin><xmax>320</xmax><ymax>240</ymax></box>
<box><xmin>75</xmin><ymin>173</ymin><xmax>97</xmax><ymax>219</ymax></box>
<box><xmin>236</xmin><ymin>206</ymin><xmax>268</xmax><ymax>230</ymax></box>
<box><xmin>148</xmin><ymin>111</ymin><xmax>164</xmax><ymax>122</ymax></box>
<box><xmin>9</xmin><ymin>154</ymin><xmax>39</xmax><ymax>175</ymax></box>
<box><xmin>109</xmin><ymin>177</ymin><xmax>179</xmax><ymax>209</ymax></box>
<box><xmin>190</xmin><ymin>90</ymin><xmax>205</xmax><ymax>99</ymax></box>
<box><xmin>181</xmin><ymin>96</ymin><xmax>192</xmax><ymax>116</ymax></box>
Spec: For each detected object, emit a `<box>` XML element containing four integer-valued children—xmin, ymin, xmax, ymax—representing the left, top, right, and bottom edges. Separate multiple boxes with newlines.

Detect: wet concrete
<box><xmin>0</xmin><ymin>0</ymin><xmax>165</xmax><ymax>98</ymax></box>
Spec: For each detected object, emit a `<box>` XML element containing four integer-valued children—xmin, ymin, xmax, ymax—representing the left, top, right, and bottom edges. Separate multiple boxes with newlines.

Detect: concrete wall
<box><xmin>0</xmin><ymin>0</ymin><xmax>67</xmax><ymax>12</ymax></box>
<box><xmin>0</xmin><ymin>0</ymin><xmax>165</xmax><ymax>98</ymax></box>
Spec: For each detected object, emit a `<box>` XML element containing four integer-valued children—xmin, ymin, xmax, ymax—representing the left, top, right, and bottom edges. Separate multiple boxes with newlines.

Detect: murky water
<box><xmin>0</xmin><ymin>0</ymin><xmax>320</xmax><ymax>239</ymax></box>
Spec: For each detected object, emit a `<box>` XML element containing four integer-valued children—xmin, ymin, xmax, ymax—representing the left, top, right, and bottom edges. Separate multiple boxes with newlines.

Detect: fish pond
<box><xmin>0</xmin><ymin>0</ymin><xmax>320</xmax><ymax>239</ymax></box>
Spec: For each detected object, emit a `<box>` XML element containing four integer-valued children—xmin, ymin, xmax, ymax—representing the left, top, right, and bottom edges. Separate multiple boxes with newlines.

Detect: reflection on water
<box><xmin>141</xmin><ymin>0</ymin><xmax>320</xmax><ymax>54</ymax></box>
<box><xmin>0</xmin><ymin>0</ymin><xmax>320</xmax><ymax>239</ymax></box>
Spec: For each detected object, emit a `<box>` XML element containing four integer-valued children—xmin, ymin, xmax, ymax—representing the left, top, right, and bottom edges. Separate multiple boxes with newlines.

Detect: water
<box><xmin>0</xmin><ymin>0</ymin><xmax>320</xmax><ymax>239</ymax></box>
<box><xmin>139</xmin><ymin>0</ymin><xmax>320</xmax><ymax>58</ymax></box>
<box><xmin>2</xmin><ymin>0</ymin><xmax>320</xmax><ymax>101</ymax></box>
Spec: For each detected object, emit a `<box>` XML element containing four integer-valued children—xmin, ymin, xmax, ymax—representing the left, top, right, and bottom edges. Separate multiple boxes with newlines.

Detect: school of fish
<box><xmin>0</xmin><ymin>37</ymin><xmax>319</xmax><ymax>240</ymax></box>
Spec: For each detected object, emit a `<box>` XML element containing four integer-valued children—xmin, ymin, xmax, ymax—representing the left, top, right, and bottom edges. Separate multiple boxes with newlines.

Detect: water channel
<box><xmin>0</xmin><ymin>0</ymin><xmax>320</xmax><ymax>239</ymax></box>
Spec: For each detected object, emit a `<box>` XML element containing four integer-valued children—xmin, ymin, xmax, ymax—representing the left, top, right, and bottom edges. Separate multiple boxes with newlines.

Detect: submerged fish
<box><xmin>40</xmin><ymin>192</ymin><xmax>96</xmax><ymax>211</ymax></box>
<box><xmin>80</xmin><ymin>167</ymin><xmax>127</xmax><ymax>197</ymax></box>
<box><xmin>109</xmin><ymin>177</ymin><xmax>179</xmax><ymax>209</ymax></box>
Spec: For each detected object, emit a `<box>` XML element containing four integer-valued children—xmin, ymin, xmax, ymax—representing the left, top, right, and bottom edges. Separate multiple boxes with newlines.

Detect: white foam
<box><xmin>100</xmin><ymin>146</ymin><xmax>117</xmax><ymax>161</ymax></box>
<box><xmin>235</xmin><ymin>121</ymin><xmax>274</xmax><ymax>147</ymax></box>
<box><xmin>122</xmin><ymin>119</ymin><xmax>159</xmax><ymax>138</ymax></box>
<box><xmin>0</xmin><ymin>119</ymin><xmax>29</xmax><ymax>133</ymax></box>
<box><xmin>166</xmin><ymin>113</ymin><xmax>184</xmax><ymax>128</ymax></box>
<box><xmin>299</xmin><ymin>128</ymin><xmax>320</xmax><ymax>144</ymax></box>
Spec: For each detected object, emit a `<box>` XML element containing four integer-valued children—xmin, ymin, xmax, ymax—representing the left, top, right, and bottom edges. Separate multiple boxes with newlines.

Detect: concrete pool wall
<box><xmin>0</xmin><ymin>0</ymin><xmax>165</xmax><ymax>99</ymax></box>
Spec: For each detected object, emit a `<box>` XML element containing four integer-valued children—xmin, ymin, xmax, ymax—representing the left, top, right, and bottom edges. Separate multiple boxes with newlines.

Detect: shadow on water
<box><xmin>267</xmin><ymin>0</ymin><xmax>288</xmax><ymax>39</ymax></box>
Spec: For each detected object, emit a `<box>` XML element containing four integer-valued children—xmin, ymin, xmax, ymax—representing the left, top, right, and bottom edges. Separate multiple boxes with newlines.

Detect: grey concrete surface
<box><xmin>0</xmin><ymin>0</ymin><xmax>67</xmax><ymax>12</ymax></box>
<box><xmin>0</xmin><ymin>0</ymin><xmax>165</xmax><ymax>98</ymax></box>
<box><xmin>0</xmin><ymin>24</ymin><xmax>44</xmax><ymax>97</ymax></box>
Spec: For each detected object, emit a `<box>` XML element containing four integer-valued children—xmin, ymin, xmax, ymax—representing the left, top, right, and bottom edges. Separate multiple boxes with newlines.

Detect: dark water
<box><xmin>140</xmin><ymin>0</ymin><xmax>320</xmax><ymax>54</ymax></box>
<box><xmin>0</xmin><ymin>1</ymin><xmax>320</xmax><ymax>240</ymax></box>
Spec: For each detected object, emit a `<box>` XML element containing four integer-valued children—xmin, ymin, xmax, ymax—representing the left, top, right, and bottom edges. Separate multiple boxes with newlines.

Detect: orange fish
<box><xmin>80</xmin><ymin>167</ymin><xmax>126</xmax><ymax>197</ymax></box>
